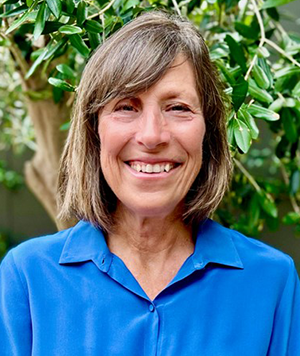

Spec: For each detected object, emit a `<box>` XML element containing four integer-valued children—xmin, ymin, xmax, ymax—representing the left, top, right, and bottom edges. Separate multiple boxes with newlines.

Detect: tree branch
<box><xmin>244</xmin><ymin>0</ymin><xmax>265</xmax><ymax>80</ymax></box>
<box><xmin>233</xmin><ymin>157</ymin><xmax>262</xmax><ymax>192</ymax></box>
<box><xmin>279</xmin><ymin>161</ymin><xmax>300</xmax><ymax>214</ymax></box>
<box><xmin>172</xmin><ymin>0</ymin><xmax>182</xmax><ymax>17</ymax></box>
<box><xmin>264</xmin><ymin>38</ymin><xmax>300</xmax><ymax>68</ymax></box>
<box><xmin>88</xmin><ymin>0</ymin><xmax>118</xmax><ymax>20</ymax></box>
<box><xmin>245</xmin><ymin>0</ymin><xmax>300</xmax><ymax>80</ymax></box>
<box><xmin>0</xmin><ymin>32</ymin><xmax>30</xmax><ymax>78</ymax></box>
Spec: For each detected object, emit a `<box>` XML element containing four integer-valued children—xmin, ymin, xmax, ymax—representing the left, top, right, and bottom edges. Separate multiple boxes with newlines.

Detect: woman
<box><xmin>0</xmin><ymin>11</ymin><xmax>299</xmax><ymax>356</ymax></box>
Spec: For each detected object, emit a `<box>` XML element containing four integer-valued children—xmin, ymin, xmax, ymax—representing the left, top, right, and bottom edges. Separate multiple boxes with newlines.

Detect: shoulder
<box><xmin>1</xmin><ymin>226</ymin><xmax>74</xmax><ymax>273</ymax></box>
<box><xmin>208</xmin><ymin>219</ymin><xmax>297</xmax><ymax>281</ymax></box>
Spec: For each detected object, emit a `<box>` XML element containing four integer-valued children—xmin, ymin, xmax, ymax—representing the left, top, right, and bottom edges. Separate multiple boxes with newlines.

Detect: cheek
<box><xmin>99</xmin><ymin>122</ymin><xmax>121</xmax><ymax>160</ymax></box>
<box><xmin>178</xmin><ymin>121</ymin><xmax>206</xmax><ymax>157</ymax></box>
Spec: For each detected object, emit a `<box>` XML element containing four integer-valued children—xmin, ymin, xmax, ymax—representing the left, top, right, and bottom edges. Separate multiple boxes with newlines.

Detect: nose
<box><xmin>135</xmin><ymin>109</ymin><xmax>171</xmax><ymax>149</ymax></box>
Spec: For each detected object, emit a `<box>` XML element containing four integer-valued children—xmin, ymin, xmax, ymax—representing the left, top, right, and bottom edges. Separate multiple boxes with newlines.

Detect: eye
<box><xmin>115</xmin><ymin>104</ymin><xmax>135</xmax><ymax>112</ymax></box>
<box><xmin>169</xmin><ymin>105</ymin><xmax>190</xmax><ymax>112</ymax></box>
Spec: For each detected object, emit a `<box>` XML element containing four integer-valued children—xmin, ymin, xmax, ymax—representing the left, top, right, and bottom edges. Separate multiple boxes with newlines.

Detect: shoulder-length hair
<box><xmin>57</xmin><ymin>10</ymin><xmax>232</xmax><ymax>233</ymax></box>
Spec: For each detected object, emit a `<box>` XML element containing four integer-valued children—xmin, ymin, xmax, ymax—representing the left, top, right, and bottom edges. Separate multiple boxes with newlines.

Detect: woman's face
<box><xmin>98</xmin><ymin>55</ymin><xmax>206</xmax><ymax>219</ymax></box>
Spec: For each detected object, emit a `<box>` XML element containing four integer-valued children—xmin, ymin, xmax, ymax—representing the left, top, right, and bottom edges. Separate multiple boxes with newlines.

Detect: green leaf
<box><xmin>257</xmin><ymin>191</ymin><xmax>278</xmax><ymax>218</ymax></box>
<box><xmin>292</xmin><ymin>82</ymin><xmax>300</xmax><ymax>97</ymax></box>
<box><xmin>52</xmin><ymin>86</ymin><xmax>64</xmax><ymax>103</ymax></box>
<box><xmin>274</xmin><ymin>66</ymin><xmax>300</xmax><ymax>79</ymax></box>
<box><xmin>4</xmin><ymin>0</ymin><xmax>38</xmax><ymax>34</ymax></box>
<box><xmin>283</xmin><ymin>98</ymin><xmax>296</xmax><ymax>107</ymax></box>
<box><xmin>268</xmin><ymin>97</ymin><xmax>284</xmax><ymax>112</ymax></box>
<box><xmin>44</xmin><ymin>37</ymin><xmax>68</xmax><ymax>60</ymax></box>
<box><xmin>234</xmin><ymin>22</ymin><xmax>258</xmax><ymax>40</ymax></box>
<box><xmin>227</xmin><ymin>118</ymin><xmax>235</xmax><ymax>147</ymax></box>
<box><xmin>248</xmin><ymin>79</ymin><xmax>273</xmax><ymax>104</ymax></box>
<box><xmin>290</xmin><ymin>170</ymin><xmax>300</xmax><ymax>195</ymax></box>
<box><xmin>248</xmin><ymin>104</ymin><xmax>280</xmax><ymax>121</ymax></box>
<box><xmin>215</xmin><ymin>60</ymin><xmax>235</xmax><ymax>86</ymax></box>
<box><xmin>225</xmin><ymin>34</ymin><xmax>247</xmax><ymax>74</ymax></box>
<box><xmin>46</xmin><ymin>0</ymin><xmax>61</xmax><ymax>18</ymax></box>
<box><xmin>252</xmin><ymin>64</ymin><xmax>270</xmax><ymax>90</ymax></box>
<box><xmin>25</xmin><ymin>47</ymin><xmax>48</xmax><ymax>78</ymax></box>
<box><xmin>262</xmin><ymin>0</ymin><xmax>297</xmax><ymax>9</ymax></box>
<box><xmin>84</xmin><ymin>19</ymin><xmax>102</xmax><ymax>34</ymax></box>
<box><xmin>60</xmin><ymin>121</ymin><xmax>71</xmax><ymax>131</ymax></box>
<box><xmin>257</xmin><ymin>47</ymin><xmax>270</xmax><ymax>58</ymax></box>
<box><xmin>258</xmin><ymin>58</ymin><xmax>273</xmax><ymax>87</ymax></box>
<box><xmin>122</xmin><ymin>0</ymin><xmax>140</xmax><ymax>12</ymax></box>
<box><xmin>282</xmin><ymin>108</ymin><xmax>298</xmax><ymax>143</ymax></box>
<box><xmin>30</xmin><ymin>47</ymin><xmax>45</xmax><ymax>61</ymax></box>
<box><xmin>88</xmin><ymin>32</ymin><xmax>101</xmax><ymax>50</ymax></box>
<box><xmin>232</xmin><ymin>77</ymin><xmax>248</xmax><ymax>112</ymax></box>
<box><xmin>283</xmin><ymin>212</ymin><xmax>300</xmax><ymax>225</ymax></box>
<box><xmin>5</xmin><ymin>9</ymin><xmax>31</xmax><ymax>34</ymax></box>
<box><xmin>56</xmin><ymin>64</ymin><xmax>76</xmax><ymax>78</ymax></box>
<box><xmin>69</xmin><ymin>34</ymin><xmax>90</xmax><ymax>57</ymax></box>
<box><xmin>2</xmin><ymin>0</ymin><xmax>20</xmax><ymax>4</ymax></box>
<box><xmin>233</xmin><ymin>118</ymin><xmax>252</xmax><ymax>153</ymax></box>
<box><xmin>33</xmin><ymin>1</ymin><xmax>47</xmax><ymax>40</ymax></box>
<box><xmin>42</xmin><ymin>20</ymin><xmax>63</xmax><ymax>34</ymax></box>
<box><xmin>48</xmin><ymin>77</ymin><xmax>76</xmax><ymax>92</ymax></box>
<box><xmin>76</xmin><ymin>1</ymin><xmax>87</xmax><ymax>26</ymax></box>
<box><xmin>239</xmin><ymin>108</ymin><xmax>259</xmax><ymax>139</ymax></box>
<box><xmin>59</xmin><ymin>24</ymin><xmax>82</xmax><ymax>34</ymax></box>
<box><xmin>24</xmin><ymin>89</ymin><xmax>52</xmax><ymax>100</ymax></box>
<box><xmin>65</xmin><ymin>0</ymin><xmax>75</xmax><ymax>14</ymax></box>
<box><xmin>0</xmin><ymin>4</ymin><xmax>28</xmax><ymax>18</ymax></box>
<box><xmin>266</xmin><ymin>7</ymin><xmax>279</xmax><ymax>21</ymax></box>
<box><xmin>248</xmin><ymin>193</ymin><xmax>261</xmax><ymax>229</ymax></box>
<box><xmin>209</xmin><ymin>46</ymin><xmax>229</xmax><ymax>60</ymax></box>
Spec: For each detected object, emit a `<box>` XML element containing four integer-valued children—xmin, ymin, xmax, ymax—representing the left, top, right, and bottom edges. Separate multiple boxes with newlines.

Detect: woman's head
<box><xmin>58</xmin><ymin>10</ymin><xmax>232</xmax><ymax>232</ymax></box>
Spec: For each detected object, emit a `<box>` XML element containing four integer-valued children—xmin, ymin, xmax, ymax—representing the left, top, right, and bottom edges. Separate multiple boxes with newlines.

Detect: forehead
<box><xmin>138</xmin><ymin>55</ymin><xmax>199</xmax><ymax>103</ymax></box>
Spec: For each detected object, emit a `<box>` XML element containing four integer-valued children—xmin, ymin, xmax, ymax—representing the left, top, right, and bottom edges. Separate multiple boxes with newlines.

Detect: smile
<box><xmin>126</xmin><ymin>161</ymin><xmax>180</xmax><ymax>174</ymax></box>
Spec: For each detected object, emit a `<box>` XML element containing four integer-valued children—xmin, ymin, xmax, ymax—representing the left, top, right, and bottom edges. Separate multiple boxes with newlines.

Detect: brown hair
<box><xmin>57</xmin><ymin>10</ymin><xmax>232</xmax><ymax>233</ymax></box>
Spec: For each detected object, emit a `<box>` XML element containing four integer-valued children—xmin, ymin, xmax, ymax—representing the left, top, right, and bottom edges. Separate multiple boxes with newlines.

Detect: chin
<box><xmin>121</xmin><ymin>199</ymin><xmax>184</xmax><ymax>220</ymax></box>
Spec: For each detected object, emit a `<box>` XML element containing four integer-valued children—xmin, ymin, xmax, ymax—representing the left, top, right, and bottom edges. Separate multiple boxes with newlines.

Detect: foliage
<box><xmin>0</xmin><ymin>0</ymin><xmax>300</xmax><ymax>237</ymax></box>
<box><xmin>0</xmin><ymin>160</ymin><xmax>23</xmax><ymax>189</ymax></box>
<box><xmin>0</xmin><ymin>48</ymin><xmax>36</xmax><ymax>153</ymax></box>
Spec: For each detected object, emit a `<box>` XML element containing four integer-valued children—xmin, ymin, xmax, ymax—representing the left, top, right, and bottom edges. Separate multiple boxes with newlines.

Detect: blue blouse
<box><xmin>0</xmin><ymin>219</ymin><xmax>299</xmax><ymax>355</ymax></box>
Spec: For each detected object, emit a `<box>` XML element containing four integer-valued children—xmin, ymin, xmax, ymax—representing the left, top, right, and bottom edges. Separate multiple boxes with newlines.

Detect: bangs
<box><xmin>85</xmin><ymin>25</ymin><xmax>190</xmax><ymax>113</ymax></box>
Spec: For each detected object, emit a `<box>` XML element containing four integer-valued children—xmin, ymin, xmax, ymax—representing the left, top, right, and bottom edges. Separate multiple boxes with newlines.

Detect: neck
<box><xmin>106</xmin><ymin>205</ymin><xmax>195</xmax><ymax>300</ymax></box>
<box><xmin>106</xmin><ymin>205</ymin><xmax>194</xmax><ymax>266</ymax></box>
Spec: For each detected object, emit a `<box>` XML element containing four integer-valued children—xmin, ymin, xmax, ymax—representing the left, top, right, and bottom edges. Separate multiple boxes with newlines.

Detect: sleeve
<box><xmin>0</xmin><ymin>250</ymin><xmax>32</xmax><ymax>356</ymax></box>
<box><xmin>267</xmin><ymin>257</ymin><xmax>300</xmax><ymax>355</ymax></box>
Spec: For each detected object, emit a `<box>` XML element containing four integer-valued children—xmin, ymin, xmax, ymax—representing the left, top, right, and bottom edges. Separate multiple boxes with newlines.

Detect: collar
<box><xmin>59</xmin><ymin>220</ymin><xmax>113</xmax><ymax>272</ymax></box>
<box><xmin>59</xmin><ymin>219</ymin><xmax>244</xmax><ymax>271</ymax></box>
<box><xmin>192</xmin><ymin>219</ymin><xmax>244</xmax><ymax>270</ymax></box>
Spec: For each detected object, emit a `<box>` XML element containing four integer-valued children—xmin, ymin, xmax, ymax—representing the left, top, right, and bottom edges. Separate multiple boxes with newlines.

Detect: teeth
<box><xmin>146</xmin><ymin>164</ymin><xmax>152</xmax><ymax>173</ymax></box>
<box><xmin>130</xmin><ymin>162</ymin><xmax>175</xmax><ymax>174</ymax></box>
<box><xmin>153</xmin><ymin>164</ymin><xmax>160</xmax><ymax>173</ymax></box>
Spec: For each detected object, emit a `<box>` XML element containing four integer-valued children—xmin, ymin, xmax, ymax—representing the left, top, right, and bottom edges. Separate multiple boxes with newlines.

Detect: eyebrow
<box><xmin>158</xmin><ymin>90</ymin><xmax>200</xmax><ymax>105</ymax></box>
<box><xmin>115</xmin><ymin>90</ymin><xmax>200</xmax><ymax>106</ymax></box>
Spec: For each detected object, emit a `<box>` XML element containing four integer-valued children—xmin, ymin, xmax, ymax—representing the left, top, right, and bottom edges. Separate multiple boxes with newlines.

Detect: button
<box><xmin>148</xmin><ymin>304</ymin><xmax>155</xmax><ymax>312</ymax></box>
<box><xmin>195</xmin><ymin>262</ymin><xmax>204</xmax><ymax>269</ymax></box>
